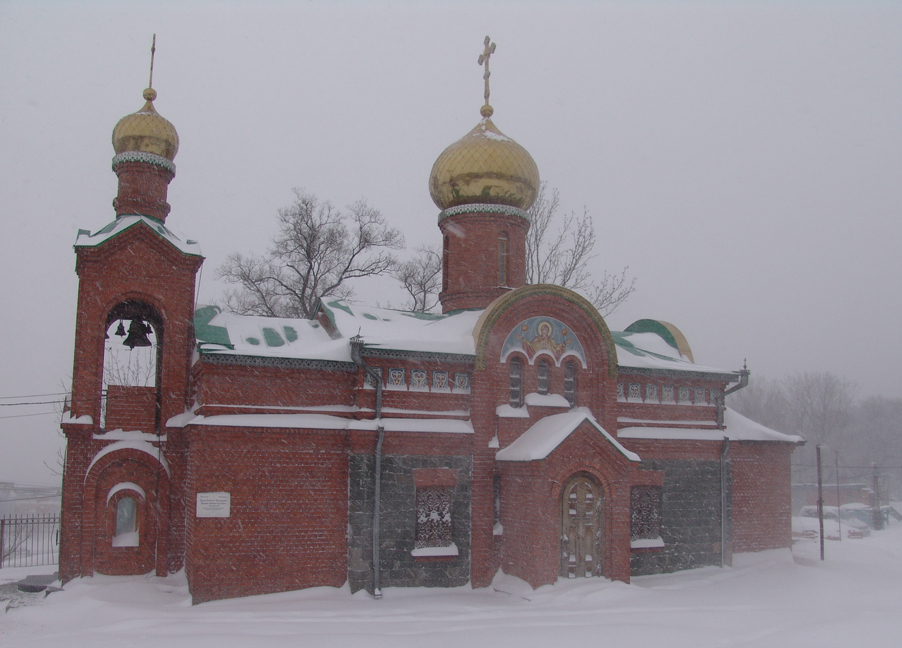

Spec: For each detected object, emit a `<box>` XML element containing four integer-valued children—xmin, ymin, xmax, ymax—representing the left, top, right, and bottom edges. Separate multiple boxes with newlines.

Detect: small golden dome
<box><xmin>112</xmin><ymin>88</ymin><xmax>179</xmax><ymax>161</ymax></box>
<box><xmin>429</xmin><ymin>112</ymin><xmax>540</xmax><ymax>211</ymax></box>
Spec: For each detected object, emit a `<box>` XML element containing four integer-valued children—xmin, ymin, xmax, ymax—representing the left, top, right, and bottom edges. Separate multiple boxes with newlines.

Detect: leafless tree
<box><xmin>726</xmin><ymin>374</ymin><xmax>790</xmax><ymax>432</ymax></box>
<box><xmin>218</xmin><ymin>190</ymin><xmax>404</xmax><ymax>319</ymax></box>
<box><xmin>526</xmin><ymin>183</ymin><xmax>635</xmax><ymax>316</ymax></box>
<box><xmin>395</xmin><ymin>245</ymin><xmax>442</xmax><ymax>313</ymax></box>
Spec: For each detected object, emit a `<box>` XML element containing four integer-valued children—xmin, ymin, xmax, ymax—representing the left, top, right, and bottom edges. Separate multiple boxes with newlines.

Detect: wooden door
<box><xmin>561</xmin><ymin>475</ymin><xmax>604</xmax><ymax>578</ymax></box>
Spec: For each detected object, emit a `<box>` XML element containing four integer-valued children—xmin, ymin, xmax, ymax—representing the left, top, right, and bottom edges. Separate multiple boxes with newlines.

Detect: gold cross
<box><xmin>478</xmin><ymin>36</ymin><xmax>496</xmax><ymax>117</ymax></box>
<box><xmin>148</xmin><ymin>34</ymin><xmax>157</xmax><ymax>89</ymax></box>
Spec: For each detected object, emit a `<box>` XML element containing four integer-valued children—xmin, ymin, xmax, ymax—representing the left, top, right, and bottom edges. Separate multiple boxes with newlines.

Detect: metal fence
<box><xmin>0</xmin><ymin>514</ymin><xmax>60</xmax><ymax>569</ymax></box>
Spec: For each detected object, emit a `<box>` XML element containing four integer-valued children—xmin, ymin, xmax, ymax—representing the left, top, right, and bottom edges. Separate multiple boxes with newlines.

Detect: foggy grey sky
<box><xmin>1</xmin><ymin>1</ymin><xmax>900</xmax><ymax>486</ymax></box>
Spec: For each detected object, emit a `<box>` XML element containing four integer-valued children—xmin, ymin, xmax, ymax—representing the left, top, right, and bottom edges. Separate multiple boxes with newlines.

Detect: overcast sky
<box><xmin>1</xmin><ymin>1</ymin><xmax>900</xmax><ymax>486</ymax></box>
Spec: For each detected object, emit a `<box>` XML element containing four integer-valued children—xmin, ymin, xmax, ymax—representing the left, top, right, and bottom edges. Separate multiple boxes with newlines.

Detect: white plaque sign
<box><xmin>196</xmin><ymin>492</ymin><xmax>231</xmax><ymax>518</ymax></box>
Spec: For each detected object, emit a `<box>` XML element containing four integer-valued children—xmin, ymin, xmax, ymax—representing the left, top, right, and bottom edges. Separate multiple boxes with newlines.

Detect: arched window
<box><xmin>564</xmin><ymin>361</ymin><xmax>578</xmax><ymax>407</ymax></box>
<box><xmin>509</xmin><ymin>356</ymin><xmax>523</xmax><ymax>408</ymax></box>
<box><xmin>537</xmin><ymin>359</ymin><xmax>550</xmax><ymax>395</ymax></box>
<box><xmin>498</xmin><ymin>232</ymin><xmax>508</xmax><ymax>286</ymax></box>
<box><xmin>113</xmin><ymin>496</ymin><xmax>139</xmax><ymax>547</ymax></box>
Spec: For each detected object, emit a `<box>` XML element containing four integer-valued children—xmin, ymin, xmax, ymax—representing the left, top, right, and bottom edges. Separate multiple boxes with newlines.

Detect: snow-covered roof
<box><xmin>195</xmin><ymin>300</ymin><xmax>737</xmax><ymax>378</ymax></box>
<box><xmin>612</xmin><ymin>331</ymin><xmax>731</xmax><ymax>375</ymax></box>
<box><xmin>496</xmin><ymin>407</ymin><xmax>640</xmax><ymax>462</ymax></box>
<box><xmin>195</xmin><ymin>301</ymin><xmax>480</xmax><ymax>362</ymax></box>
<box><xmin>175</xmin><ymin>412</ymin><xmax>473</xmax><ymax>434</ymax></box>
<box><xmin>617</xmin><ymin>408</ymin><xmax>803</xmax><ymax>444</ymax></box>
<box><xmin>75</xmin><ymin>215</ymin><xmax>202</xmax><ymax>256</ymax></box>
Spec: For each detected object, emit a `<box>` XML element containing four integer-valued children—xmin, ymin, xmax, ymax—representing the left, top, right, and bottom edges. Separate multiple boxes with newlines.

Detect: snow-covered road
<box><xmin>3</xmin><ymin>523</ymin><xmax>901</xmax><ymax>647</ymax></box>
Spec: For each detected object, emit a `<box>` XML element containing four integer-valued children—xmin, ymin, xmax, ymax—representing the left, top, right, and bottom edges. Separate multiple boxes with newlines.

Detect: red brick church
<box><xmin>59</xmin><ymin>45</ymin><xmax>802</xmax><ymax>603</ymax></box>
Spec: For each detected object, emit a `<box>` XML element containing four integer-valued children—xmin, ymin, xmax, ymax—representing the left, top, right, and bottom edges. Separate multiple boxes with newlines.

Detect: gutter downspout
<box><xmin>719</xmin><ymin>361</ymin><xmax>748</xmax><ymax>568</ymax></box>
<box><xmin>350</xmin><ymin>335</ymin><xmax>384</xmax><ymax>599</ymax></box>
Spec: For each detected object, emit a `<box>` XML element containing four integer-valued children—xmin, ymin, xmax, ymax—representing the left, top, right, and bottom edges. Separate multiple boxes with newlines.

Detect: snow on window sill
<box><xmin>384</xmin><ymin>384</ymin><xmax>408</xmax><ymax>392</ymax></box>
<box><xmin>488</xmin><ymin>435</ymin><xmax>499</xmax><ymax>449</ymax></box>
<box><xmin>496</xmin><ymin>404</ymin><xmax>529</xmax><ymax>418</ymax></box>
<box><xmin>112</xmin><ymin>532</ymin><xmax>140</xmax><ymax>547</ymax></box>
<box><xmin>524</xmin><ymin>393</ymin><xmax>570</xmax><ymax>408</ymax></box>
<box><xmin>630</xmin><ymin>537</ymin><xmax>665</xmax><ymax>549</ymax></box>
<box><xmin>412</xmin><ymin>543</ymin><xmax>459</xmax><ymax>558</ymax></box>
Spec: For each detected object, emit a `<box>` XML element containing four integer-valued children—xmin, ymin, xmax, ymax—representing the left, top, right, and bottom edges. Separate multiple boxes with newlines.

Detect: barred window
<box><xmin>678</xmin><ymin>386</ymin><xmax>691</xmax><ymax>403</ymax></box>
<box><xmin>433</xmin><ymin>371</ymin><xmax>449</xmax><ymax>390</ymax></box>
<box><xmin>645</xmin><ymin>384</ymin><xmax>658</xmax><ymax>403</ymax></box>
<box><xmin>410</xmin><ymin>369</ymin><xmax>428</xmax><ymax>389</ymax></box>
<box><xmin>662</xmin><ymin>385</ymin><xmax>675</xmax><ymax>403</ymax></box>
<box><xmin>509</xmin><ymin>357</ymin><xmax>523</xmax><ymax>407</ymax></box>
<box><xmin>498</xmin><ymin>232</ymin><xmax>509</xmax><ymax>285</ymax></box>
<box><xmin>537</xmin><ymin>359</ymin><xmax>551</xmax><ymax>395</ymax></box>
<box><xmin>388</xmin><ymin>368</ymin><xmax>405</xmax><ymax>388</ymax></box>
<box><xmin>631</xmin><ymin>486</ymin><xmax>662</xmax><ymax>541</ymax></box>
<box><xmin>416</xmin><ymin>487</ymin><xmax>452</xmax><ymax>549</ymax></box>
<box><xmin>694</xmin><ymin>387</ymin><xmax>706</xmax><ymax>405</ymax></box>
<box><xmin>564</xmin><ymin>361</ymin><xmax>577</xmax><ymax>407</ymax></box>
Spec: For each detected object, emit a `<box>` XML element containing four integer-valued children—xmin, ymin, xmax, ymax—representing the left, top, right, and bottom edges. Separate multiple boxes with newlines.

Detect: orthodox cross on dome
<box><xmin>478</xmin><ymin>35</ymin><xmax>496</xmax><ymax>118</ymax></box>
<box><xmin>148</xmin><ymin>34</ymin><xmax>157</xmax><ymax>89</ymax></box>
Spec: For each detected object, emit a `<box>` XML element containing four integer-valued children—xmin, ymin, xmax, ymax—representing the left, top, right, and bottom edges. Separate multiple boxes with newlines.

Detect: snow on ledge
<box><xmin>186</xmin><ymin>413</ymin><xmax>473</xmax><ymax>434</ymax></box>
<box><xmin>95</xmin><ymin>429</ymin><xmax>166</xmax><ymax>442</ymax></box>
<box><xmin>493</xmin><ymin>522</ymin><xmax>504</xmax><ymax>536</ymax></box>
<box><xmin>496</xmin><ymin>407</ymin><xmax>640</xmax><ymax>463</ymax></box>
<box><xmin>112</xmin><ymin>531</ymin><xmax>139</xmax><ymax>547</ymax></box>
<box><xmin>62</xmin><ymin>413</ymin><xmax>93</xmax><ymax>425</ymax></box>
<box><xmin>524</xmin><ymin>393</ymin><xmax>570</xmax><ymax>408</ymax></box>
<box><xmin>631</xmin><ymin>537</ymin><xmax>665</xmax><ymax>549</ymax></box>
<box><xmin>107</xmin><ymin>482</ymin><xmax>146</xmax><ymax>504</ymax></box>
<box><xmin>496</xmin><ymin>404</ymin><xmax>529</xmax><ymax>418</ymax></box>
<box><xmin>86</xmin><ymin>441</ymin><xmax>170</xmax><ymax>479</ymax></box>
<box><xmin>412</xmin><ymin>543</ymin><xmax>459</xmax><ymax>558</ymax></box>
<box><xmin>617</xmin><ymin>409</ymin><xmax>803</xmax><ymax>443</ymax></box>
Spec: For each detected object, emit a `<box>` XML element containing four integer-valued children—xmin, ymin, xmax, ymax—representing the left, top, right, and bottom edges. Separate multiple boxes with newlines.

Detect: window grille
<box><xmin>415</xmin><ymin>487</ymin><xmax>452</xmax><ymax>549</ymax></box>
<box><xmin>631</xmin><ymin>486</ymin><xmax>662</xmax><ymax>540</ymax></box>
<box><xmin>509</xmin><ymin>357</ymin><xmax>523</xmax><ymax>407</ymax></box>
<box><xmin>564</xmin><ymin>361</ymin><xmax>577</xmax><ymax>407</ymax></box>
<box><xmin>537</xmin><ymin>359</ymin><xmax>550</xmax><ymax>395</ymax></box>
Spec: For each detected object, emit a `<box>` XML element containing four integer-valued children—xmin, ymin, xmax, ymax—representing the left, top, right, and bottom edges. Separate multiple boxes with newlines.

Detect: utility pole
<box><xmin>817</xmin><ymin>445</ymin><xmax>824</xmax><ymax>561</ymax></box>
<box><xmin>835</xmin><ymin>451</ymin><xmax>842</xmax><ymax>542</ymax></box>
<box><xmin>872</xmin><ymin>463</ymin><xmax>883</xmax><ymax>531</ymax></box>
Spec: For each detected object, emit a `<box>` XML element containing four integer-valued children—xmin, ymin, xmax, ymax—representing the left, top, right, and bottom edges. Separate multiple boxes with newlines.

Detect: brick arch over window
<box><xmin>472</xmin><ymin>284</ymin><xmax>618</xmax><ymax>377</ymax></box>
<box><xmin>82</xmin><ymin>446</ymin><xmax>170</xmax><ymax>577</ymax></box>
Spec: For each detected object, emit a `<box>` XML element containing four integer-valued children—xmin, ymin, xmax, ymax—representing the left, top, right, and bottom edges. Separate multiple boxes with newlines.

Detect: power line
<box><xmin>0</xmin><ymin>411</ymin><xmax>60</xmax><ymax>420</ymax></box>
<box><xmin>0</xmin><ymin>392</ymin><xmax>69</xmax><ymax>401</ymax></box>
<box><xmin>0</xmin><ymin>400</ymin><xmax>65</xmax><ymax>407</ymax></box>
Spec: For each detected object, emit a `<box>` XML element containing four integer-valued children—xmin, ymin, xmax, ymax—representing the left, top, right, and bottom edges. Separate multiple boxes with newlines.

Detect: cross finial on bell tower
<box><xmin>478</xmin><ymin>36</ymin><xmax>496</xmax><ymax>118</ymax></box>
<box><xmin>148</xmin><ymin>34</ymin><xmax>156</xmax><ymax>90</ymax></box>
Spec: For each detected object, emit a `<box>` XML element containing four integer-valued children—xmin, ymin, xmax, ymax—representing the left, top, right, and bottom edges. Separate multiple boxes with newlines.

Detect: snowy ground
<box><xmin>3</xmin><ymin>523</ymin><xmax>902</xmax><ymax>647</ymax></box>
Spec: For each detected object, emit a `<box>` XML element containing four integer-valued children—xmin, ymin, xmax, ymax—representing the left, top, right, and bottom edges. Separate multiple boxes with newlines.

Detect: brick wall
<box><xmin>105</xmin><ymin>385</ymin><xmax>157</xmax><ymax>433</ymax></box>
<box><xmin>731</xmin><ymin>441</ymin><xmax>794</xmax><ymax>552</ymax></box>
<box><xmin>184</xmin><ymin>426</ymin><xmax>349</xmax><ymax>604</ymax></box>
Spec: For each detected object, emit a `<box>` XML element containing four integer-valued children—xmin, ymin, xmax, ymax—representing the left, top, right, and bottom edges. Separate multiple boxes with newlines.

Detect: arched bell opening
<box><xmin>101</xmin><ymin>300</ymin><xmax>164</xmax><ymax>433</ymax></box>
<box><xmin>560</xmin><ymin>472</ymin><xmax>605</xmax><ymax>579</ymax></box>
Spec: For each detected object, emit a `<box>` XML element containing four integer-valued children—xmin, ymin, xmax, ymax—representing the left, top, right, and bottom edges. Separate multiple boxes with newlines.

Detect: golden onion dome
<box><xmin>429</xmin><ymin>106</ymin><xmax>540</xmax><ymax>212</ymax></box>
<box><xmin>112</xmin><ymin>88</ymin><xmax>179</xmax><ymax>161</ymax></box>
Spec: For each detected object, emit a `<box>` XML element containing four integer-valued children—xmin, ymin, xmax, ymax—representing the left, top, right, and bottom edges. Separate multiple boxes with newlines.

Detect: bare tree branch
<box><xmin>218</xmin><ymin>189</ymin><xmax>404</xmax><ymax>319</ymax></box>
<box><xmin>395</xmin><ymin>245</ymin><xmax>442</xmax><ymax>313</ymax></box>
<box><xmin>526</xmin><ymin>182</ymin><xmax>636</xmax><ymax>316</ymax></box>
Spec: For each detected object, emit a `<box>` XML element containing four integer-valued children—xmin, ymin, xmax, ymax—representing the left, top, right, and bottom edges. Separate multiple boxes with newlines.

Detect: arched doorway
<box><xmin>560</xmin><ymin>474</ymin><xmax>604</xmax><ymax>579</ymax></box>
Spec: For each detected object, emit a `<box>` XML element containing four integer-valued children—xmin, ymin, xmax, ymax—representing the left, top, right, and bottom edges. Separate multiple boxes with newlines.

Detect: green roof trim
<box><xmin>623</xmin><ymin>319</ymin><xmax>679</xmax><ymax>350</ymax></box>
<box><xmin>262</xmin><ymin>327</ymin><xmax>285</xmax><ymax>347</ymax></box>
<box><xmin>194</xmin><ymin>305</ymin><xmax>233</xmax><ymax>348</ymax></box>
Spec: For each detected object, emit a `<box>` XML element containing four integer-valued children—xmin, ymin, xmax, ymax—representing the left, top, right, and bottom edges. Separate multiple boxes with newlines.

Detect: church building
<box><xmin>59</xmin><ymin>41</ymin><xmax>802</xmax><ymax>604</ymax></box>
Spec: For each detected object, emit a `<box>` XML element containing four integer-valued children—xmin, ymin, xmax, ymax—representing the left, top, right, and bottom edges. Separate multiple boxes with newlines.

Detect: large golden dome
<box><xmin>112</xmin><ymin>88</ymin><xmax>179</xmax><ymax>161</ymax></box>
<box><xmin>429</xmin><ymin>110</ymin><xmax>540</xmax><ymax>212</ymax></box>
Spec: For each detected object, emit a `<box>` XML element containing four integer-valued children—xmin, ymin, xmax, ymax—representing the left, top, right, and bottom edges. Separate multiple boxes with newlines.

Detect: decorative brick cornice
<box><xmin>199</xmin><ymin>352</ymin><xmax>357</xmax><ymax>372</ymax></box>
<box><xmin>360</xmin><ymin>347</ymin><xmax>475</xmax><ymax>364</ymax></box>
<box><xmin>437</xmin><ymin>203</ymin><xmax>529</xmax><ymax>225</ymax></box>
<box><xmin>112</xmin><ymin>151</ymin><xmax>176</xmax><ymax>175</ymax></box>
<box><xmin>472</xmin><ymin>284</ymin><xmax>618</xmax><ymax>379</ymax></box>
<box><xmin>617</xmin><ymin>366</ymin><xmax>738</xmax><ymax>382</ymax></box>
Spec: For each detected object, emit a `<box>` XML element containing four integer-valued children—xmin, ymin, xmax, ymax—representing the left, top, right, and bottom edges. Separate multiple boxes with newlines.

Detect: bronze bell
<box><xmin>123</xmin><ymin>319</ymin><xmax>153</xmax><ymax>349</ymax></box>
<box><xmin>115</xmin><ymin>321</ymin><xmax>127</xmax><ymax>337</ymax></box>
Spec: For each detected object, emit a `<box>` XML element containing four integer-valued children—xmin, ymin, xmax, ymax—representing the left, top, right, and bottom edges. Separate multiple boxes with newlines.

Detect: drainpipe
<box><xmin>718</xmin><ymin>361</ymin><xmax>748</xmax><ymax>568</ymax></box>
<box><xmin>350</xmin><ymin>335</ymin><xmax>384</xmax><ymax>599</ymax></box>
<box><xmin>720</xmin><ymin>437</ymin><xmax>731</xmax><ymax>568</ymax></box>
<box><xmin>719</xmin><ymin>360</ymin><xmax>750</xmax><ymax>430</ymax></box>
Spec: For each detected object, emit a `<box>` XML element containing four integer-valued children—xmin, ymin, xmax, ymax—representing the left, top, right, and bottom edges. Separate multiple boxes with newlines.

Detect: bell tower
<box><xmin>60</xmin><ymin>40</ymin><xmax>203</xmax><ymax>581</ymax></box>
<box><xmin>428</xmin><ymin>36</ymin><xmax>540</xmax><ymax>313</ymax></box>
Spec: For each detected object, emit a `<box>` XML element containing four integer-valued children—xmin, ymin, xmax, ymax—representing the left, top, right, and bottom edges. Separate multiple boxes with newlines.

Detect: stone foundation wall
<box><xmin>348</xmin><ymin>453</ymin><xmax>471</xmax><ymax>593</ymax></box>
<box><xmin>630</xmin><ymin>459</ymin><xmax>730</xmax><ymax>575</ymax></box>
